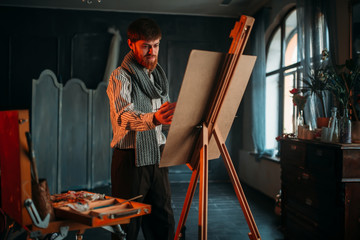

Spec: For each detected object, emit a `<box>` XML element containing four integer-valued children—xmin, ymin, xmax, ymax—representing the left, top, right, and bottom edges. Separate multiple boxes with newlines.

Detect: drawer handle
<box><xmin>301</xmin><ymin>173</ymin><xmax>309</xmax><ymax>180</ymax></box>
<box><xmin>316</xmin><ymin>149</ymin><xmax>323</xmax><ymax>156</ymax></box>
<box><xmin>305</xmin><ymin>198</ymin><xmax>312</xmax><ymax>206</ymax></box>
<box><xmin>290</xmin><ymin>145</ymin><xmax>297</xmax><ymax>150</ymax></box>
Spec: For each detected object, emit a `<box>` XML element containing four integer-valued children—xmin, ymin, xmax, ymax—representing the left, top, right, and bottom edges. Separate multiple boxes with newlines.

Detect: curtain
<box><xmin>103</xmin><ymin>27</ymin><xmax>122</xmax><ymax>83</ymax></box>
<box><xmin>296</xmin><ymin>0</ymin><xmax>338</xmax><ymax>128</ymax></box>
<box><xmin>247</xmin><ymin>8</ymin><xmax>273</xmax><ymax>157</ymax></box>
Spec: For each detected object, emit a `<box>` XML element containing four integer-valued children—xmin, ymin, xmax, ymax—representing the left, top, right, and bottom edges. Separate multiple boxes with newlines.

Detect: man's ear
<box><xmin>127</xmin><ymin>39</ymin><xmax>134</xmax><ymax>50</ymax></box>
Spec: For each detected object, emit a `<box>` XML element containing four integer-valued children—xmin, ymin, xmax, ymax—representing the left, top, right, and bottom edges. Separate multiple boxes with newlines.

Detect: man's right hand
<box><xmin>154</xmin><ymin>101</ymin><xmax>176</xmax><ymax>125</ymax></box>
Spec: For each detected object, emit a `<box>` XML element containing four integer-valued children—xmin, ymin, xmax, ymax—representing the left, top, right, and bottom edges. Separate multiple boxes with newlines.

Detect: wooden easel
<box><xmin>174</xmin><ymin>16</ymin><xmax>261</xmax><ymax>240</ymax></box>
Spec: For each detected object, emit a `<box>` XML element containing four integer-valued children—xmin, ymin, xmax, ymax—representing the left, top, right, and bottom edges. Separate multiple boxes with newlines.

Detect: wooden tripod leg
<box><xmin>213</xmin><ymin>125</ymin><xmax>261</xmax><ymax>240</ymax></box>
<box><xmin>198</xmin><ymin>123</ymin><xmax>209</xmax><ymax>240</ymax></box>
<box><xmin>174</xmin><ymin>124</ymin><xmax>209</xmax><ymax>240</ymax></box>
<box><xmin>174</xmin><ymin>164</ymin><xmax>200</xmax><ymax>240</ymax></box>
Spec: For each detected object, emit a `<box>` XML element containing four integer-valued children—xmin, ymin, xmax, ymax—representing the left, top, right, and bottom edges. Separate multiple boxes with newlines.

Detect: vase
<box><xmin>352</xmin><ymin>121</ymin><xmax>360</xmax><ymax>143</ymax></box>
<box><xmin>316</xmin><ymin>117</ymin><xmax>330</xmax><ymax>129</ymax></box>
<box><xmin>339</xmin><ymin>109</ymin><xmax>351</xmax><ymax>143</ymax></box>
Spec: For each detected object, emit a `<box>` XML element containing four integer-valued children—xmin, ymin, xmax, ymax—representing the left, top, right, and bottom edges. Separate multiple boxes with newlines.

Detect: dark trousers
<box><xmin>111</xmin><ymin>148</ymin><xmax>175</xmax><ymax>240</ymax></box>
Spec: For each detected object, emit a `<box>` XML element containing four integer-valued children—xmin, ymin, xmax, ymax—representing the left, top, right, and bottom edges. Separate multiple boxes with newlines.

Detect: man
<box><xmin>106</xmin><ymin>18</ymin><xmax>176</xmax><ymax>240</ymax></box>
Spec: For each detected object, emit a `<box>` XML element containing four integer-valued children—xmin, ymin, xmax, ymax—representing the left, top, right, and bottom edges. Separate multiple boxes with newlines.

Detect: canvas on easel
<box><xmin>159</xmin><ymin>15</ymin><xmax>261</xmax><ymax>240</ymax></box>
<box><xmin>160</xmin><ymin>50</ymin><xmax>256</xmax><ymax>167</ymax></box>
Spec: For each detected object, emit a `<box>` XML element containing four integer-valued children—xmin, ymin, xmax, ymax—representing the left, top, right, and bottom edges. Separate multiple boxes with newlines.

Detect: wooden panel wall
<box><xmin>32</xmin><ymin>70</ymin><xmax>112</xmax><ymax>194</ymax></box>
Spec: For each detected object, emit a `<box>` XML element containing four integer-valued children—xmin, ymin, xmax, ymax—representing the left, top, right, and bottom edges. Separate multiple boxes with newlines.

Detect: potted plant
<box><xmin>301</xmin><ymin>49</ymin><xmax>333</xmax><ymax>128</ymax></box>
<box><xmin>325</xmin><ymin>51</ymin><xmax>360</xmax><ymax>142</ymax></box>
<box><xmin>327</xmin><ymin>57</ymin><xmax>360</xmax><ymax>119</ymax></box>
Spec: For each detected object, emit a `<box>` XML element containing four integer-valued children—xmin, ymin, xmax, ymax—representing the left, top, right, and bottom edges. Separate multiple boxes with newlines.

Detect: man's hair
<box><xmin>127</xmin><ymin>18</ymin><xmax>162</xmax><ymax>43</ymax></box>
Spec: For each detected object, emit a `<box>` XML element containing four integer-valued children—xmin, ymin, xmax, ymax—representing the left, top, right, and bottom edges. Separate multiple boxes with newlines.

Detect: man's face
<box><xmin>128</xmin><ymin>38</ymin><xmax>160</xmax><ymax>71</ymax></box>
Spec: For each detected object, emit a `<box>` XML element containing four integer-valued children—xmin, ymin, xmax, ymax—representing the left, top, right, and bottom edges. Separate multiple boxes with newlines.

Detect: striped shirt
<box><xmin>107</xmin><ymin>67</ymin><xmax>166</xmax><ymax>150</ymax></box>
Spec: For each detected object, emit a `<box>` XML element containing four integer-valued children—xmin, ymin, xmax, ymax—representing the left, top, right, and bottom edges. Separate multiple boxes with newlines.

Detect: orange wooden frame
<box><xmin>174</xmin><ymin>15</ymin><xmax>261</xmax><ymax>240</ymax></box>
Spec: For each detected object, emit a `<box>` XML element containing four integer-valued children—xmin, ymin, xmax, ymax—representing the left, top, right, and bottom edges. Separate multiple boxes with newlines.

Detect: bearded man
<box><xmin>107</xmin><ymin>18</ymin><xmax>176</xmax><ymax>240</ymax></box>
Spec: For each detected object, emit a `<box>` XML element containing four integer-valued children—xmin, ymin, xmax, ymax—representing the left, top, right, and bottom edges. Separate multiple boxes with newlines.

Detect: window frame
<box><xmin>265</xmin><ymin>7</ymin><xmax>300</xmax><ymax>152</ymax></box>
<box><xmin>265</xmin><ymin>5</ymin><xmax>331</xmax><ymax>152</ymax></box>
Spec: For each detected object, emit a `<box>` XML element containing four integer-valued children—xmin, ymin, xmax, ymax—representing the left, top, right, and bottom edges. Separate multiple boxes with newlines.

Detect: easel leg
<box><xmin>174</xmin><ymin>123</ymin><xmax>209</xmax><ymax>240</ymax></box>
<box><xmin>174</xmin><ymin>164</ymin><xmax>200</xmax><ymax>240</ymax></box>
<box><xmin>198</xmin><ymin>124</ymin><xmax>208</xmax><ymax>240</ymax></box>
<box><xmin>176</xmin><ymin>124</ymin><xmax>260</xmax><ymax>240</ymax></box>
<box><xmin>213</xmin><ymin>125</ymin><xmax>261</xmax><ymax>240</ymax></box>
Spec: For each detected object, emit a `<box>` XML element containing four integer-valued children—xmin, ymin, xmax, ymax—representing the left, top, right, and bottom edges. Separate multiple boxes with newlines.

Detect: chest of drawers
<box><xmin>280</xmin><ymin>139</ymin><xmax>360</xmax><ymax>240</ymax></box>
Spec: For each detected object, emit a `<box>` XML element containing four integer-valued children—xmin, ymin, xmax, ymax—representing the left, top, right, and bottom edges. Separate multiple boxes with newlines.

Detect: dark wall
<box><xmin>0</xmin><ymin>6</ymin><xmax>236</xmax><ymax>110</ymax></box>
<box><xmin>0</xmin><ymin>6</ymin><xmax>238</xmax><ymax>183</ymax></box>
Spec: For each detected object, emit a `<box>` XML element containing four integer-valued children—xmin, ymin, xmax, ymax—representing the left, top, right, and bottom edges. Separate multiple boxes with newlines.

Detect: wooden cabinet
<box><xmin>280</xmin><ymin>139</ymin><xmax>360</xmax><ymax>240</ymax></box>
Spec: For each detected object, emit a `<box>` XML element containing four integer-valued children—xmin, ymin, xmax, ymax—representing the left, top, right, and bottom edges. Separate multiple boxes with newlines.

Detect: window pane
<box><xmin>285</xmin><ymin>34</ymin><xmax>298</xmax><ymax>66</ymax></box>
<box><xmin>265</xmin><ymin>74</ymin><xmax>279</xmax><ymax>150</ymax></box>
<box><xmin>266</xmin><ymin>28</ymin><xmax>281</xmax><ymax>73</ymax></box>
<box><xmin>285</xmin><ymin>10</ymin><xmax>298</xmax><ymax>66</ymax></box>
<box><xmin>283</xmin><ymin>68</ymin><xmax>297</xmax><ymax>134</ymax></box>
<box><xmin>318</xmin><ymin>12</ymin><xmax>330</xmax><ymax>52</ymax></box>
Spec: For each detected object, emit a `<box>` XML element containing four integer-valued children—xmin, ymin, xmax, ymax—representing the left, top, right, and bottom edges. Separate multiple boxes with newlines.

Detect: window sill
<box><xmin>249</xmin><ymin>152</ymin><xmax>280</xmax><ymax>163</ymax></box>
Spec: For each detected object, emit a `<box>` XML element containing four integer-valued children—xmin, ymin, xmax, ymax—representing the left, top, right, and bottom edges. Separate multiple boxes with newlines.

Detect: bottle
<box><xmin>339</xmin><ymin>109</ymin><xmax>352</xmax><ymax>143</ymax></box>
<box><xmin>296</xmin><ymin>110</ymin><xmax>304</xmax><ymax>138</ymax></box>
<box><xmin>328</xmin><ymin>107</ymin><xmax>339</xmax><ymax>142</ymax></box>
<box><xmin>297</xmin><ymin>110</ymin><xmax>304</xmax><ymax>127</ymax></box>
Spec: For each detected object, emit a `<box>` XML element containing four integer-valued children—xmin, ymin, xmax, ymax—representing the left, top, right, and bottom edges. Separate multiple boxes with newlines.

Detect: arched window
<box><xmin>265</xmin><ymin>7</ymin><xmax>330</xmax><ymax>155</ymax></box>
<box><xmin>265</xmin><ymin>8</ymin><xmax>299</xmax><ymax>152</ymax></box>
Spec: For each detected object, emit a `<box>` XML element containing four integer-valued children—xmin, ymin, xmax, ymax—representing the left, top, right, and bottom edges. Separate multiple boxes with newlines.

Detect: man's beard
<box><xmin>136</xmin><ymin>54</ymin><xmax>158</xmax><ymax>71</ymax></box>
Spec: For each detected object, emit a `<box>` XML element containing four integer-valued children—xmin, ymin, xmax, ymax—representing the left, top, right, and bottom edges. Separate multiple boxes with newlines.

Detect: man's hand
<box><xmin>154</xmin><ymin>101</ymin><xmax>176</xmax><ymax>125</ymax></box>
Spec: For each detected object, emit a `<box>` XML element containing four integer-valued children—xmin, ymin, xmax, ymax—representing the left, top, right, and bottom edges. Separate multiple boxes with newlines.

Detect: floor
<box><xmin>4</xmin><ymin>181</ymin><xmax>284</xmax><ymax>240</ymax></box>
<box><xmin>64</xmin><ymin>181</ymin><xmax>284</xmax><ymax>240</ymax></box>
